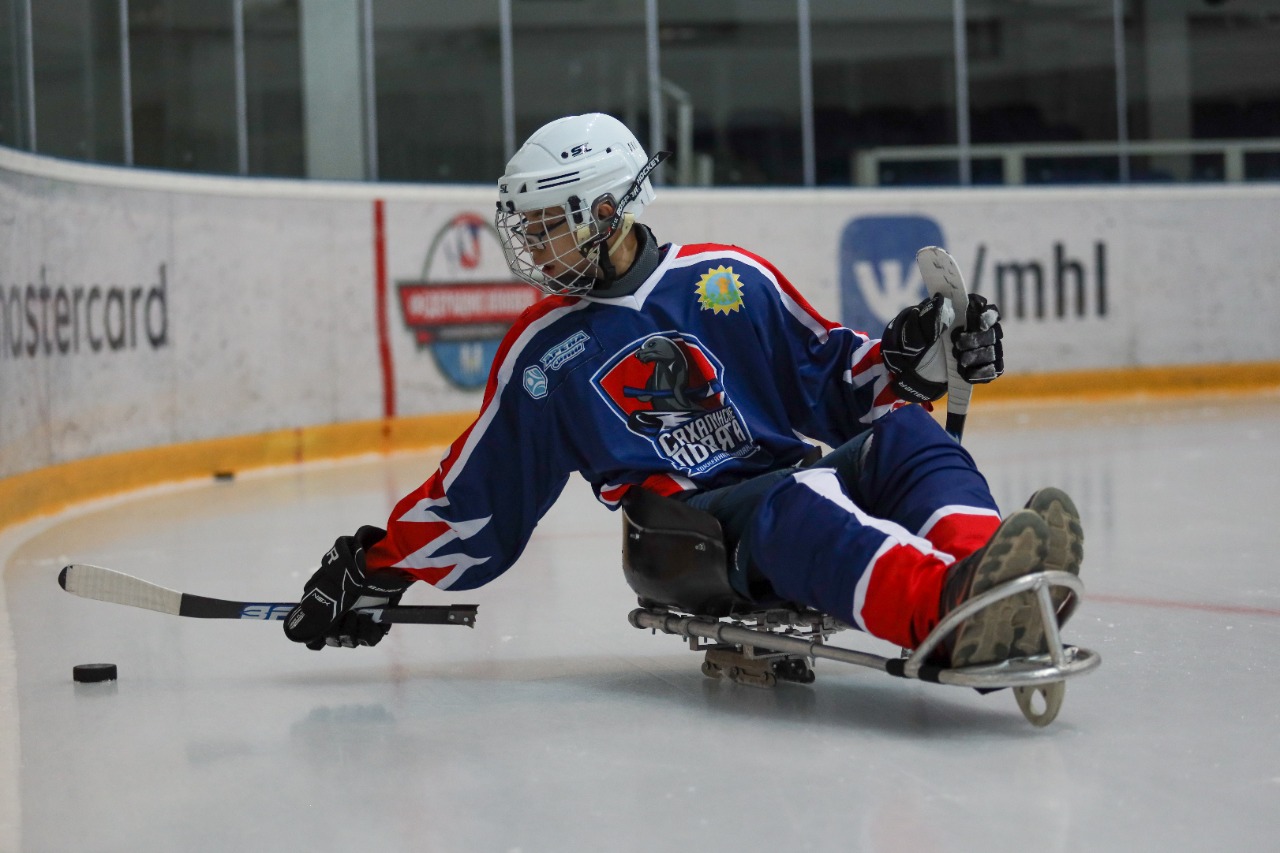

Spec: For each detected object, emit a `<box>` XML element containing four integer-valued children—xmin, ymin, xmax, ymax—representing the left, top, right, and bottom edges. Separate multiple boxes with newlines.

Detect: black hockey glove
<box><xmin>283</xmin><ymin>525</ymin><xmax>414</xmax><ymax>651</ymax></box>
<box><xmin>951</xmin><ymin>294</ymin><xmax>1004</xmax><ymax>384</ymax></box>
<box><xmin>880</xmin><ymin>293</ymin><xmax>953</xmax><ymax>403</ymax></box>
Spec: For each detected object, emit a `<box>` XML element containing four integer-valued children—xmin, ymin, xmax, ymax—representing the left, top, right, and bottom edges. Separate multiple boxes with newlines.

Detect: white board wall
<box><xmin>3</xmin><ymin>146</ymin><xmax>1278</xmax><ymax>479</ymax></box>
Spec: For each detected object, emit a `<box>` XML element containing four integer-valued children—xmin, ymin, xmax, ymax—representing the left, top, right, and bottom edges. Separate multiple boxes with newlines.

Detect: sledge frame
<box><xmin>628</xmin><ymin>569</ymin><xmax>1100</xmax><ymax>726</ymax></box>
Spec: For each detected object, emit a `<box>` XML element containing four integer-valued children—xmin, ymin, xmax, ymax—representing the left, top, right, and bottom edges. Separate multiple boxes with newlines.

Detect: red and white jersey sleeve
<box><xmin>364</xmin><ymin>298</ymin><xmax>581</xmax><ymax>590</ymax></box>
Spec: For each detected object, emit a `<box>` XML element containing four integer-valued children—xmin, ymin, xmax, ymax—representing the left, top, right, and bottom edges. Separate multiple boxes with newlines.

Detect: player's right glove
<box><xmin>283</xmin><ymin>525</ymin><xmax>415</xmax><ymax>651</ymax></box>
<box><xmin>951</xmin><ymin>294</ymin><xmax>1004</xmax><ymax>384</ymax></box>
<box><xmin>880</xmin><ymin>293</ymin><xmax>954</xmax><ymax>403</ymax></box>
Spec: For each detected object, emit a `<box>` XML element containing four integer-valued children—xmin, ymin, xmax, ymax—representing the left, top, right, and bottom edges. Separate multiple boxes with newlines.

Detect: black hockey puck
<box><xmin>73</xmin><ymin>663</ymin><xmax>118</xmax><ymax>683</ymax></box>
<box><xmin>213</xmin><ymin>470</ymin><xmax>235</xmax><ymax>481</ymax></box>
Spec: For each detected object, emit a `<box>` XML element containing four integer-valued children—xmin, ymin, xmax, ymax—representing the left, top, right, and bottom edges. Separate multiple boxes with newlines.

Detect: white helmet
<box><xmin>495</xmin><ymin>113</ymin><xmax>667</xmax><ymax>296</ymax></box>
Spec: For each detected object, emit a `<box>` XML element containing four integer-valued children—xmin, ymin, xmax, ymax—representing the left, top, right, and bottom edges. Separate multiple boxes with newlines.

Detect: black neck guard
<box><xmin>588</xmin><ymin>224</ymin><xmax>661</xmax><ymax>299</ymax></box>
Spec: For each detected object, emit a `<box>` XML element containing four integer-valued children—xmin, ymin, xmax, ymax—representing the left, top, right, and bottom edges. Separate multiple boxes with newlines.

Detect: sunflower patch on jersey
<box><xmin>591</xmin><ymin>331</ymin><xmax>759</xmax><ymax>476</ymax></box>
<box><xmin>696</xmin><ymin>265</ymin><xmax>745</xmax><ymax>314</ymax></box>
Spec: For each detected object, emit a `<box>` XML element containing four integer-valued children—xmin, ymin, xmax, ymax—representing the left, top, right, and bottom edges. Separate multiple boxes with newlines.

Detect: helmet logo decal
<box><xmin>562</xmin><ymin>143</ymin><xmax>592</xmax><ymax>159</ymax></box>
<box><xmin>592</xmin><ymin>332</ymin><xmax>757</xmax><ymax>475</ymax></box>
<box><xmin>696</xmin><ymin>265</ymin><xmax>745</xmax><ymax>314</ymax></box>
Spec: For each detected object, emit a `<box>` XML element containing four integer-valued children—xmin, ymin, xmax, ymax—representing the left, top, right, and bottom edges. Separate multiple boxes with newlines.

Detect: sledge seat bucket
<box><xmin>620</xmin><ymin>488</ymin><xmax>753</xmax><ymax>618</ymax></box>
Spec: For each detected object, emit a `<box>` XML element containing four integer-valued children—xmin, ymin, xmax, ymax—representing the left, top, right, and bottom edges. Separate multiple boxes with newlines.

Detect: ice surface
<box><xmin>3</xmin><ymin>393</ymin><xmax>1279</xmax><ymax>852</ymax></box>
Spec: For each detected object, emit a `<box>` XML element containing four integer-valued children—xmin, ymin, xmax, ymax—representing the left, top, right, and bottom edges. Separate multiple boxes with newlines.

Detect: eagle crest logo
<box><xmin>592</xmin><ymin>332</ymin><xmax>757</xmax><ymax>475</ymax></box>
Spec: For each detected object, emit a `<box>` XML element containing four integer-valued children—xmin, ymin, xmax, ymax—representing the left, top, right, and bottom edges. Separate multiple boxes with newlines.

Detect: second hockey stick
<box><xmin>59</xmin><ymin>563</ymin><xmax>477</xmax><ymax>626</ymax></box>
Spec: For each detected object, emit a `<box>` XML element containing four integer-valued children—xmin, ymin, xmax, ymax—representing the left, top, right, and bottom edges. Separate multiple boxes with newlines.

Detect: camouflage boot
<box><xmin>1024</xmin><ymin>487</ymin><xmax>1084</xmax><ymax>627</ymax></box>
<box><xmin>933</xmin><ymin>509</ymin><xmax>1051</xmax><ymax>668</ymax></box>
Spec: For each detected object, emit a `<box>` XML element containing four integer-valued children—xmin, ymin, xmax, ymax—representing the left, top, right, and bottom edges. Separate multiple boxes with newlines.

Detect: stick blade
<box><xmin>915</xmin><ymin>246</ymin><xmax>968</xmax><ymax>317</ymax></box>
<box><xmin>60</xmin><ymin>563</ymin><xmax>183</xmax><ymax>616</ymax></box>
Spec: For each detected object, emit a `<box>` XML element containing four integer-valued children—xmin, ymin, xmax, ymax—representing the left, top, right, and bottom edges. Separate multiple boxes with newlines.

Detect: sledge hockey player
<box><xmin>284</xmin><ymin>113</ymin><xmax>1083</xmax><ymax>670</ymax></box>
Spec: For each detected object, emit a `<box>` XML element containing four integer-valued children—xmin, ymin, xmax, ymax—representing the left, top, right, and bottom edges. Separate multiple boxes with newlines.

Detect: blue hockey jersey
<box><xmin>365</xmin><ymin>241</ymin><xmax>905</xmax><ymax>589</ymax></box>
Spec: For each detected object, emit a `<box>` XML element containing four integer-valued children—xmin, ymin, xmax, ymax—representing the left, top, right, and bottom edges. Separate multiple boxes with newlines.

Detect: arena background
<box><xmin>3</xmin><ymin>4</ymin><xmax>1280</xmax><ymax>849</ymax></box>
<box><xmin>5</xmin><ymin>0</ymin><xmax>1279</xmax><ymax>530</ymax></box>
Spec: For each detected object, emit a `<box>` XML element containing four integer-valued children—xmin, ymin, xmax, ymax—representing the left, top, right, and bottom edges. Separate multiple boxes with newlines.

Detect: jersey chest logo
<box><xmin>592</xmin><ymin>332</ymin><xmax>756</xmax><ymax>475</ymax></box>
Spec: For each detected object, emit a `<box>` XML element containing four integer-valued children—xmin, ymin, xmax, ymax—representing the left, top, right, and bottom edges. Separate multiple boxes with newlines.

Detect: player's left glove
<box><xmin>880</xmin><ymin>293</ymin><xmax>954</xmax><ymax>403</ymax></box>
<box><xmin>283</xmin><ymin>525</ymin><xmax>414</xmax><ymax>650</ymax></box>
<box><xmin>951</xmin><ymin>294</ymin><xmax>1004</xmax><ymax>384</ymax></box>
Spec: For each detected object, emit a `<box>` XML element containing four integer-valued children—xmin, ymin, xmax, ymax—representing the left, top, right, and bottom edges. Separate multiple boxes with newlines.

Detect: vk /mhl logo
<box><xmin>591</xmin><ymin>332</ymin><xmax>756</xmax><ymax>476</ymax></box>
<box><xmin>838</xmin><ymin>215</ymin><xmax>944</xmax><ymax>334</ymax></box>
<box><xmin>968</xmin><ymin>242</ymin><xmax>1108</xmax><ymax>321</ymax></box>
<box><xmin>839</xmin><ymin>214</ymin><xmax>1109</xmax><ymax>331</ymax></box>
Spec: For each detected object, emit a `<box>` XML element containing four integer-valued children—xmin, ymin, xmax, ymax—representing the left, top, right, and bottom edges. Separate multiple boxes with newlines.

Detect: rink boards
<box><xmin>2</xmin><ymin>144</ymin><xmax>1279</xmax><ymax>503</ymax></box>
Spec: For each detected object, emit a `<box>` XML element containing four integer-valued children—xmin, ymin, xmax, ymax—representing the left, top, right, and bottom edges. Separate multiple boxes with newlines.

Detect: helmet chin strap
<box><xmin>586</xmin><ymin>212</ymin><xmax>636</xmax><ymax>286</ymax></box>
<box><xmin>576</xmin><ymin>150</ymin><xmax>670</xmax><ymax>289</ymax></box>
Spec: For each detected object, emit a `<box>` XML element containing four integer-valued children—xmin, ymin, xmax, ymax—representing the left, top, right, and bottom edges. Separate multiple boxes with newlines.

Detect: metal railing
<box><xmin>660</xmin><ymin>78</ymin><xmax>695</xmax><ymax>187</ymax></box>
<box><xmin>854</xmin><ymin>138</ymin><xmax>1280</xmax><ymax>186</ymax></box>
<box><xmin>658</xmin><ymin>78</ymin><xmax>714</xmax><ymax>187</ymax></box>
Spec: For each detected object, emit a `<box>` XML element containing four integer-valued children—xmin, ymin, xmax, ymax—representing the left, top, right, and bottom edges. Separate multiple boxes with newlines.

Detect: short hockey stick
<box><xmin>915</xmin><ymin>246</ymin><xmax>972</xmax><ymax>442</ymax></box>
<box><xmin>58</xmin><ymin>564</ymin><xmax>477</xmax><ymax>626</ymax></box>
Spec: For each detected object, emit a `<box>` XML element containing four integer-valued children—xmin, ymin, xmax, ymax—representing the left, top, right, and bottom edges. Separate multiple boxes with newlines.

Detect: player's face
<box><xmin>521</xmin><ymin>207</ymin><xmax>595</xmax><ymax>284</ymax></box>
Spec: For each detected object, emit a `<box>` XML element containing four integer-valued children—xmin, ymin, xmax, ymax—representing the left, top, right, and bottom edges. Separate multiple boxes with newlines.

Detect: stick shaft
<box><xmin>58</xmin><ymin>564</ymin><xmax>476</xmax><ymax>626</ymax></box>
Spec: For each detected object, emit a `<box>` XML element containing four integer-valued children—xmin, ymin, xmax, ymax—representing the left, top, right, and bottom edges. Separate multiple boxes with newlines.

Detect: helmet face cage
<box><xmin>495</xmin><ymin>196</ymin><xmax>610</xmax><ymax>297</ymax></box>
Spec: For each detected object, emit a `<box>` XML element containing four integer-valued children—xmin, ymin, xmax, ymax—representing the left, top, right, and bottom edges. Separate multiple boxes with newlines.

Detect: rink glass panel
<box><xmin>28</xmin><ymin>0</ymin><xmax>127</xmax><ymax>164</ymax></box>
<box><xmin>810</xmin><ymin>0</ymin><xmax>956</xmax><ymax>186</ymax></box>
<box><xmin>373</xmin><ymin>2</ymin><xmax>504</xmax><ymax>183</ymax></box>
<box><xmin>1124</xmin><ymin>1</ymin><xmax>1280</xmax><ymax>182</ymax></box>
<box><xmin>2</xmin><ymin>1</ymin><xmax>1278</xmax><ymax>186</ymax></box>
